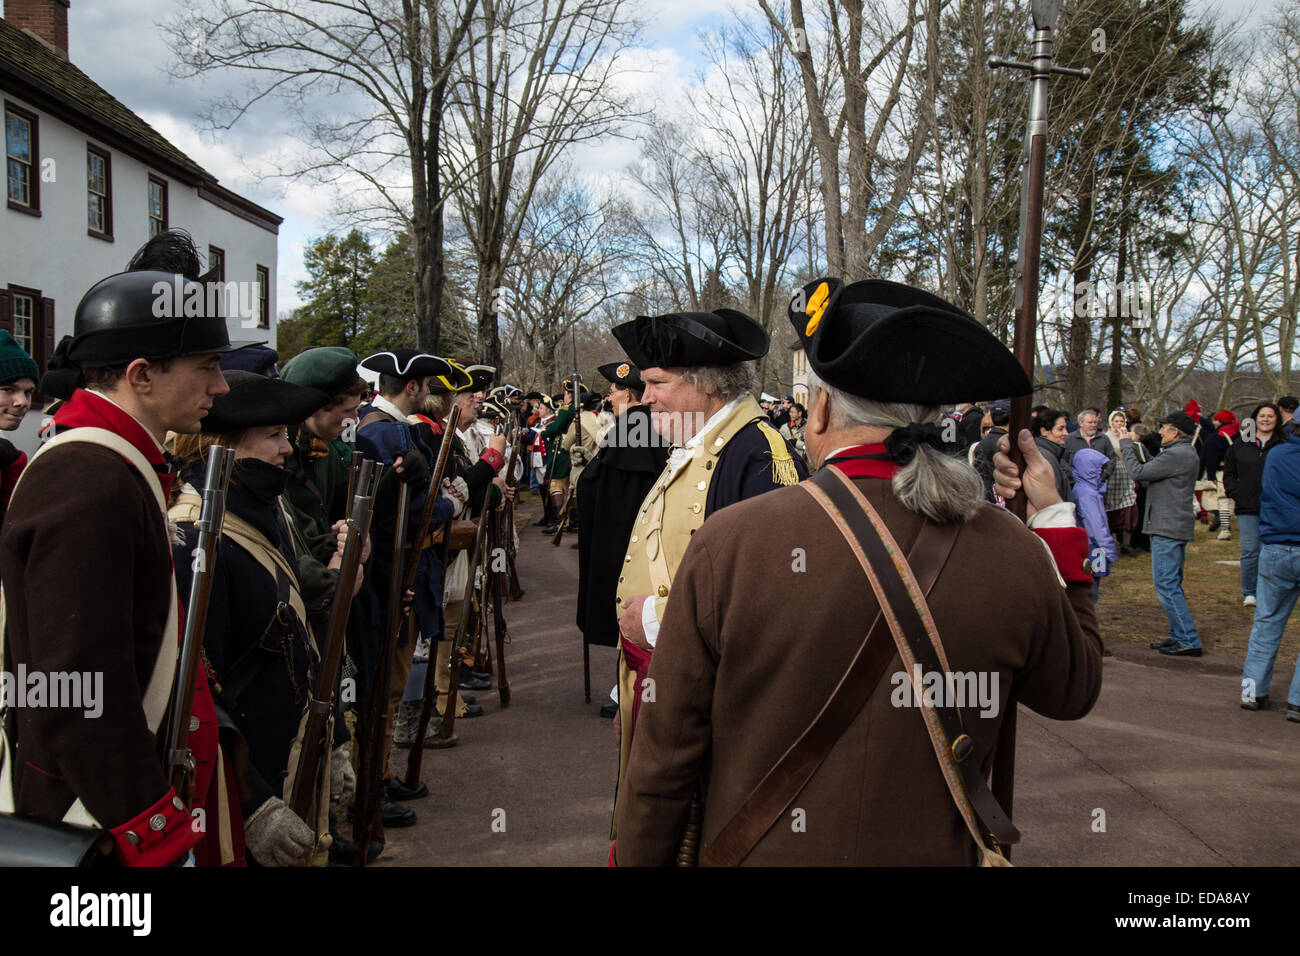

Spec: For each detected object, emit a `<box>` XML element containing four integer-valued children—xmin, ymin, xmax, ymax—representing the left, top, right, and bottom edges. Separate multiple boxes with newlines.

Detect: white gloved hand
<box><xmin>244</xmin><ymin>798</ymin><xmax>314</xmax><ymax>867</ymax></box>
<box><xmin>331</xmin><ymin>744</ymin><xmax>356</xmax><ymax>807</ymax></box>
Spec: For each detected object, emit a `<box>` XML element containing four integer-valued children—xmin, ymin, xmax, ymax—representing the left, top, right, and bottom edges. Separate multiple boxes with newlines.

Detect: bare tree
<box><xmin>759</xmin><ymin>0</ymin><xmax>943</xmax><ymax>278</ymax></box>
<box><xmin>164</xmin><ymin>0</ymin><xmax>478</xmax><ymax>350</ymax></box>
<box><xmin>498</xmin><ymin>176</ymin><xmax>632</xmax><ymax>386</ymax></box>
<box><xmin>444</xmin><ymin>0</ymin><xmax>638</xmax><ymax>370</ymax></box>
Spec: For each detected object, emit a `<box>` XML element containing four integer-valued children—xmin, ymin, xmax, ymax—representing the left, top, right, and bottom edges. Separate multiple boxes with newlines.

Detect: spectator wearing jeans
<box><xmin>1120</xmin><ymin>411</ymin><xmax>1202</xmax><ymax>656</ymax></box>
<box><xmin>1239</xmin><ymin>426</ymin><xmax>1300</xmax><ymax>720</ymax></box>
<box><xmin>1224</xmin><ymin>403</ymin><xmax>1285</xmax><ymax>607</ymax></box>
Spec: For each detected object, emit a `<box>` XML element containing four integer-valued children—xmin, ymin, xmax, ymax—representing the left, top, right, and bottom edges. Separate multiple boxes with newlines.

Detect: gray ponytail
<box><xmin>807</xmin><ymin>371</ymin><xmax>985</xmax><ymax>524</ymax></box>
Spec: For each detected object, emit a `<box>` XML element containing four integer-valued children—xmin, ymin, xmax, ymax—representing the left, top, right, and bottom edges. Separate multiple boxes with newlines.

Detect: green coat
<box><xmin>541</xmin><ymin>405</ymin><xmax>576</xmax><ymax>481</ymax></box>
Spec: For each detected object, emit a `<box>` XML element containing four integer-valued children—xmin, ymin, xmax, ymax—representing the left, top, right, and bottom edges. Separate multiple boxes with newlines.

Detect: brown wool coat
<box><xmin>615</xmin><ymin>476</ymin><xmax>1103</xmax><ymax>866</ymax></box>
<box><xmin>1</xmin><ymin>443</ymin><xmax>175</xmax><ymax>827</ymax></box>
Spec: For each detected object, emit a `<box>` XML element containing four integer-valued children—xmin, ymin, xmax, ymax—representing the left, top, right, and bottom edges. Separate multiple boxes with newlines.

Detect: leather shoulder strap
<box><xmin>805</xmin><ymin>466</ymin><xmax>1018</xmax><ymax>855</ymax></box>
<box><xmin>700</xmin><ymin>471</ymin><xmax>959</xmax><ymax>867</ymax></box>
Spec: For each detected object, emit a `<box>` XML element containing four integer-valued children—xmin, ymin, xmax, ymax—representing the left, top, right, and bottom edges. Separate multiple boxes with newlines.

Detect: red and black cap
<box><xmin>788</xmin><ymin>277</ymin><xmax>1032</xmax><ymax>403</ymax></box>
<box><xmin>611</xmin><ymin>309</ymin><xmax>768</xmax><ymax>370</ymax></box>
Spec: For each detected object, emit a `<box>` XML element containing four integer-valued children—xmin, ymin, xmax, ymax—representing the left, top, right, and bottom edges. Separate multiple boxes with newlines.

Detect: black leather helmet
<box><xmin>42</xmin><ymin>270</ymin><xmax>247</xmax><ymax>398</ymax></box>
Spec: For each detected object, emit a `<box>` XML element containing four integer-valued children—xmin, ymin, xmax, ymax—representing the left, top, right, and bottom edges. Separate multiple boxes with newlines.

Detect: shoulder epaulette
<box><xmin>756</xmin><ymin>420</ymin><xmax>800</xmax><ymax>486</ymax></box>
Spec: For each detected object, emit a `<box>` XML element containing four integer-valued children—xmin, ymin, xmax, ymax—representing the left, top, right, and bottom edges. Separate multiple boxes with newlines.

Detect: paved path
<box><xmin>384</xmin><ymin>499</ymin><xmax>1300</xmax><ymax>866</ymax></box>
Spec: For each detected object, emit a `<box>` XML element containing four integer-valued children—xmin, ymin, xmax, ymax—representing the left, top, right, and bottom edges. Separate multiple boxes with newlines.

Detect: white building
<box><xmin>792</xmin><ymin>347</ymin><xmax>808</xmax><ymax>405</ymax></box>
<box><xmin>1</xmin><ymin>0</ymin><xmax>280</xmax><ymax>452</ymax></box>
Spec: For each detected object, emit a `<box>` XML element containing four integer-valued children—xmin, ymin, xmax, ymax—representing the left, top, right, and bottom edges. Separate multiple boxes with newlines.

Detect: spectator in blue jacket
<box><xmin>1240</xmin><ymin>427</ymin><xmax>1300</xmax><ymax>720</ymax></box>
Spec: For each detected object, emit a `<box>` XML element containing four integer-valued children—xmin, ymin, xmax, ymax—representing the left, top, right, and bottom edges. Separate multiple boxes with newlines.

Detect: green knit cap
<box><xmin>281</xmin><ymin>346</ymin><xmax>361</xmax><ymax>396</ymax></box>
<box><xmin>0</xmin><ymin>331</ymin><xmax>39</xmax><ymax>385</ymax></box>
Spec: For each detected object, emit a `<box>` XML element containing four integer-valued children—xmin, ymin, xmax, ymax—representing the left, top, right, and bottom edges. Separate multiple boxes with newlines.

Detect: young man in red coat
<box><xmin>0</xmin><ymin>269</ymin><xmax>242</xmax><ymax>866</ymax></box>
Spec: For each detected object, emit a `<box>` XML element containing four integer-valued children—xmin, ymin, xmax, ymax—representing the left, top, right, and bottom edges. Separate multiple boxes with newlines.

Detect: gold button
<box><xmin>714</xmin><ymin>437</ymin><xmax>724</xmax><ymax>446</ymax></box>
<box><xmin>624</xmin><ymin>556</ymin><xmax>631</xmax><ymax>563</ymax></box>
<box><xmin>149</xmin><ymin>813</ymin><xmax>167</xmax><ymax>831</ymax></box>
<box><xmin>631</xmin><ymin>535</ymin><xmax>638</xmax><ymax>542</ymax></box>
<box><xmin>696</xmin><ymin>481</ymin><xmax>706</xmax><ymax>491</ymax></box>
<box><xmin>657</xmin><ymin>585</ymin><xmax>669</xmax><ymax>597</ymax></box>
<box><xmin>691</xmin><ymin>503</ymin><xmax>701</xmax><ymax>514</ymax></box>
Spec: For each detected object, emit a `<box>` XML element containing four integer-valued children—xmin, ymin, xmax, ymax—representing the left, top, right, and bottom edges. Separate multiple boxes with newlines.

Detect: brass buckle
<box><xmin>951</xmin><ymin>733</ymin><xmax>974</xmax><ymax>763</ymax></box>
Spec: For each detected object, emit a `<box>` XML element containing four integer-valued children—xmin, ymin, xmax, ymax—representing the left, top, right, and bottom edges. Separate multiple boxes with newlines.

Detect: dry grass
<box><xmin>1097</xmin><ymin>518</ymin><xmax>1299</xmax><ymax>661</ymax></box>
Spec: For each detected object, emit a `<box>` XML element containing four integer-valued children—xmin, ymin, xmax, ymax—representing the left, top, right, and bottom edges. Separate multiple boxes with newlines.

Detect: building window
<box><xmin>5</xmin><ymin>102</ymin><xmax>39</xmax><ymax>213</ymax></box>
<box><xmin>148</xmin><ymin>176</ymin><xmax>168</xmax><ymax>236</ymax></box>
<box><xmin>87</xmin><ymin>146</ymin><xmax>112</xmax><ymax>238</ymax></box>
<box><xmin>256</xmin><ymin>265</ymin><xmax>270</xmax><ymax>329</ymax></box>
<box><xmin>12</xmin><ymin>292</ymin><xmax>34</xmax><ymax>357</ymax></box>
<box><xmin>208</xmin><ymin>246</ymin><xmax>225</xmax><ymax>282</ymax></box>
<box><xmin>1</xmin><ymin>284</ymin><xmax>51</xmax><ymax>380</ymax></box>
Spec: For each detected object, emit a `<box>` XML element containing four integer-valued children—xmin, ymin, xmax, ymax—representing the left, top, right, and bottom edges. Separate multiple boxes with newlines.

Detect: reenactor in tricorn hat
<box><xmin>607</xmin><ymin>307</ymin><xmax>809</xmax><ymax>838</ymax></box>
<box><xmin>0</xmin><ymin>270</ymin><xmax>242</xmax><ymax>866</ymax></box>
<box><xmin>614</xmin><ymin>278</ymin><xmax>1102</xmax><ymax>865</ymax></box>
<box><xmin>350</xmin><ymin>348</ymin><xmax>478</xmax><ymax>822</ymax></box>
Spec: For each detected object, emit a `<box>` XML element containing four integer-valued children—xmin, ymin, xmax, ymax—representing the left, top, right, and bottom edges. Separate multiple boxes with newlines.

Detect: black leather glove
<box><xmin>394</xmin><ymin>448</ymin><xmax>430</xmax><ymax>488</ymax></box>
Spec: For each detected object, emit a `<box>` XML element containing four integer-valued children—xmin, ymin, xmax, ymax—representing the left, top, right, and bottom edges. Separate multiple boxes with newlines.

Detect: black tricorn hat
<box><xmin>360</xmin><ymin>348</ymin><xmax>454</xmax><ymax>382</ymax></box>
<box><xmin>463</xmin><ymin>364</ymin><xmax>495</xmax><ymax>392</ymax></box>
<box><xmin>202</xmin><ymin>370</ymin><xmax>328</xmax><ymax>433</ymax></box>
<box><xmin>611</xmin><ymin>309</ymin><xmax>768</xmax><ymax>370</ymax></box>
<box><xmin>597</xmin><ymin>361</ymin><xmax>644</xmax><ymax>393</ymax></box>
<box><xmin>41</xmin><ymin>270</ymin><xmax>249</xmax><ymax>399</ymax></box>
<box><xmin>789</xmin><ymin>278</ymin><xmax>1032</xmax><ymax>403</ymax></box>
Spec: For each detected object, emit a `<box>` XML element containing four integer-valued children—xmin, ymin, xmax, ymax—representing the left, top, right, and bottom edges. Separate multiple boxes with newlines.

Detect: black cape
<box><xmin>576</xmin><ymin>406</ymin><xmax>671</xmax><ymax>646</ymax></box>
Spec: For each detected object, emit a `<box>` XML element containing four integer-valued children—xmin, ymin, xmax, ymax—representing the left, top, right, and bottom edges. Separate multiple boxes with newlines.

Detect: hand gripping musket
<box><xmin>989</xmin><ymin>0</ymin><xmax>1089</xmax><ymax>859</ymax></box>
<box><xmin>353</xmin><ymin>406</ymin><xmax>462</xmax><ymax>865</ymax></box>
<box><xmin>552</xmin><ymin>329</ymin><xmax>584</xmax><ymax>546</ymax></box>
<box><xmin>287</xmin><ymin>459</ymin><xmax>380</xmax><ymax>840</ymax></box>
<box><xmin>165</xmin><ymin>445</ymin><xmax>236</xmax><ymax>802</ymax></box>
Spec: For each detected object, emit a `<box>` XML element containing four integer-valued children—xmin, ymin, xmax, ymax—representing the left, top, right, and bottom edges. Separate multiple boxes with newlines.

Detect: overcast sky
<box><xmin>62</xmin><ymin>0</ymin><xmax>1280</xmax><ymax>317</ymax></box>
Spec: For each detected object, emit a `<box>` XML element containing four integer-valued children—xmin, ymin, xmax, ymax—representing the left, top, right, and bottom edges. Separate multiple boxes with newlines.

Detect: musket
<box><xmin>353</xmin><ymin>405</ymin><xmax>463</xmax><ymax>864</ymax></box>
<box><xmin>287</xmin><ymin>459</ymin><xmax>380</xmax><ymax>835</ymax></box>
<box><xmin>489</xmin><ymin>500</ymin><xmax>512</xmax><ymax>708</ymax></box>
<box><xmin>404</xmin><ymin>406</ymin><xmax>477</xmax><ymax>784</ymax></box>
<box><xmin>165</xmin><ymin>445</ymin><xmax>236</xmax><ymax>800</ymax></box>
<box><xmin>502</xmin><ymin>418</ymin><xmax>524</xmax><ymax>600</ymax></box>
<box><xmin>344</xmin><ymin>450</ymin><xmax>364</xmax><ymax>520</ymax></box>
<box><xmin>432</xmin><ymin>481</ymin><xmax>494</xmax><ymax>748</ymax></box>
<box><xmin>988</xmin><ymin>0</ymin><xmax>1089</xmax><ymax>859</ymax></box>
<box><xmin>351</xmin><ymin>477</ymin><xmax>411</xmax><ymax>864</ymax></box>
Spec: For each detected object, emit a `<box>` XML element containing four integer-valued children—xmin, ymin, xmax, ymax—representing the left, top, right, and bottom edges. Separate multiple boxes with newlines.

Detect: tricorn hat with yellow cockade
<box><xmin>597</xmin><ymin>361</ymin><xmax>644</xmax><ymax>393</ymax></box>
<box><xmin>789</xmin><ymin>278</ymin><xmax>1031</xmax><ymax>403</ymax></box>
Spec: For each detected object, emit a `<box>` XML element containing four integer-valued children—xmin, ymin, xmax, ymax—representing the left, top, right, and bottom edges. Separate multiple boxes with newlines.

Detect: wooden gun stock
<box><xmin>287</xmin><ymin>460</ymin><xmax>379</xmax><ymax>828</ymax></box>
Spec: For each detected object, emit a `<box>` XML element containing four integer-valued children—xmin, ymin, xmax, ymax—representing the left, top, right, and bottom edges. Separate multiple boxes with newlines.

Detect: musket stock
<box><xmin>288</xmin><ymin>459</ymin><xmax>380</xmax><ymax>830</ymax></box>
<box><xmin>165</xmin><ymin>445</ymin><xmax>236</xmax><ymax>800</ymax></box>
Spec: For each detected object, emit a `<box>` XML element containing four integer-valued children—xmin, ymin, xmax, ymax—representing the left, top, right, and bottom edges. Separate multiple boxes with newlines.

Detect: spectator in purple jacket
<box><xmin>1073</xmin><ymin>447</ymin><xmax>1118</xmax><ymax>602</ymax></box>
